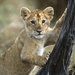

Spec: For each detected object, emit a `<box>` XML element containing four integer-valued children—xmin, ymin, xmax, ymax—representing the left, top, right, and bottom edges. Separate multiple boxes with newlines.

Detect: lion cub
<box><xmin>0</xmin><ymin>7</ymin><xmax>66</xmax><ymax>75</ymax></box>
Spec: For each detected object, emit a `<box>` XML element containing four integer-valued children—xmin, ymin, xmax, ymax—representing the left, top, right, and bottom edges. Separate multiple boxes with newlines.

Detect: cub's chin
<box><xmin>34</xmin><ymin>35</ymin><xmax>44</xmax><ymax>39</ymax></box>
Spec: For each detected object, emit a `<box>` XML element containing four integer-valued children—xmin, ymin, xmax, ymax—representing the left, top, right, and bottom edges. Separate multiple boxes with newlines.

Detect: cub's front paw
<box><xmin>44</xmin><ymin>51</ymin><xmax>51</xmax><ymax>64</ymax></box>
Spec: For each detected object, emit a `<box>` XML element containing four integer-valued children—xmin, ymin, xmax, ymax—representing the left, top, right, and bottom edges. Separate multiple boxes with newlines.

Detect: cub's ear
<box><xmin>43</xmin><ymin>7</ymin><xmax>54</xmax><ymax>20</ymax></box>
<box><xmin>20</xmin><ymin>7</ymin><xmax>31</xmax><ymax>20</ymax></box>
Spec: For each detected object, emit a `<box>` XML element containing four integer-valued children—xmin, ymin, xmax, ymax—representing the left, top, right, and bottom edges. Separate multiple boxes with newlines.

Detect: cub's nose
<box><xmin>36</xmin><ymin>30</ymin><xmax>42</xmax><ymax>34</ymax></box>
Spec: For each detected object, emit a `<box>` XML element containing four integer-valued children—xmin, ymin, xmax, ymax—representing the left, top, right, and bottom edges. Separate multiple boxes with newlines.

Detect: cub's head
<box><xmin>20</xmin><ymin>7</ymin><xmax>54</xmax><ymax>39</ymax></box>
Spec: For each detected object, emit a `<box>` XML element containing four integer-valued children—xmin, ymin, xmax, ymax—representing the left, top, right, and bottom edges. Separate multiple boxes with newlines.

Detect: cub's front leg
<box><xmin>45</xmin><ymin>9</ymin><xmax>66</xmax><ymax>46</ymax></box>
<box><xmin>20</xmin><ymin>47</ymin><xmax>47</xmax><ymax>67</ymax></box>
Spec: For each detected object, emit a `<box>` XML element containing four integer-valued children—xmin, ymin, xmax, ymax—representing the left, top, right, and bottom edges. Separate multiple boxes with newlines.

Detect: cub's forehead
<box><xmin>31</xmin><ymin>10</ymin><xmax>44</xmax><ymax>17</ymax></box>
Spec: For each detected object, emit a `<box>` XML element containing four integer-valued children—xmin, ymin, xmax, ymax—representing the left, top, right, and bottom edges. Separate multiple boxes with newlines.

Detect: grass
<box><xmin>0</xmin><ymin>0</ymin><xmax>19</xmax><ymax>28</ymax></box>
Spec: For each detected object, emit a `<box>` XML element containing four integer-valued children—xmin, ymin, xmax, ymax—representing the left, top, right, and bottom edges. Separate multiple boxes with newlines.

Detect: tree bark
<box><xmin>36</xmin><ymin>0</ymin><xmax>75</xmax><ymax>75</ymax></box>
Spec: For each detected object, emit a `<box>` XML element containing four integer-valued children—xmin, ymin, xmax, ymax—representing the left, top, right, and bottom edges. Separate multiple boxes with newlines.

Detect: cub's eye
<box><xmin>30</xmin><ymin>20</ymin><xmax>36</xmax><ymax>25</ymax></box>
<box><xmin>42</xmin><ymin>20</ymin><xmax>46</xmax><ymax>25</ymax></box>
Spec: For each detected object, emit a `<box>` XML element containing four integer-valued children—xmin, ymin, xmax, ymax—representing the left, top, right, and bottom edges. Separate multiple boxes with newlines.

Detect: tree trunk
<box><xmin>36</xmin><ymin>0</ymin><xmax>75</xmax><ymax>75</ymax></box>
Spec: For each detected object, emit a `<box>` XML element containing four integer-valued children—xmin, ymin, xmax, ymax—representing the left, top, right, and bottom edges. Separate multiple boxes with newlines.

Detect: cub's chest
<box><xmin>32</xmin><ymin>39</ymin><xmax>45</xmax><ymax>56</ymax></box>
<box><xmin>34</xmin><ymin>46</ymin><xmax>44</xmax><ymax>56</ymax></box>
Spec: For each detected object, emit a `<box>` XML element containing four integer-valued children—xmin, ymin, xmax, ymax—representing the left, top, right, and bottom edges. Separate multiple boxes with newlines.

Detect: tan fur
<box><xmin>0</xmin><ymin>7</ymin><xmax>66</xmax><ymax>75</ymax></box>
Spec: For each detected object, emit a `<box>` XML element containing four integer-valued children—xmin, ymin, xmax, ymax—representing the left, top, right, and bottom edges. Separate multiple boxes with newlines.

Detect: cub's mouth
<box><xmin>34</xmin><ymin>34</ymin><xmax>44</xmax><ymax>39</ymax></box>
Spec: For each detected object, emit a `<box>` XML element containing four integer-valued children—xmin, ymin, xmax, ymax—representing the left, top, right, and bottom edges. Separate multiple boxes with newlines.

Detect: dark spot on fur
<box><xmin>37</xmin><ymin>13</ymin><xmax>40</xmax><ymax>17</ymax></box>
